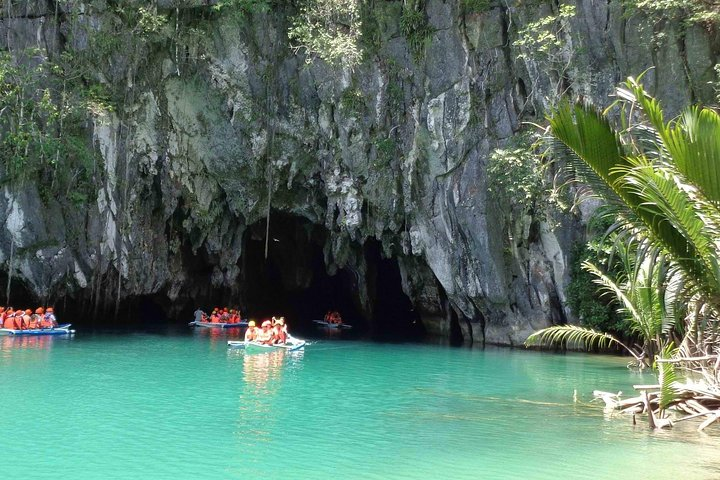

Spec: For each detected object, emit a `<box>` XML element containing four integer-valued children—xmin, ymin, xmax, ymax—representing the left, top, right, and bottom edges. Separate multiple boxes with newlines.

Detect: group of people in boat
<box><xmin>324</xmin><ymin>310</ymin><xmax>343</xmax><ymax>325</ymax></box>
<box><xmin>244</xmin><ymin>316</ymin><xmax>289</xmax><ymax>345</ymax></box>
<box><xmin>195</xmin><ymin>307</ymin><xmax>243</xmax><ymax>324</ymax></box>
<box><xmin>0</xmin><ymin>307</ymin><xmax>58</xmax><ymax>330</ymax></box>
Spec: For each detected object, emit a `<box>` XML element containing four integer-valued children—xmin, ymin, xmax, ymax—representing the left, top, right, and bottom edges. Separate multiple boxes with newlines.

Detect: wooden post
<box><xmin>641</xmin><ymin>390</ymin><xmax>656</xmax><ymax>429</ymax></box>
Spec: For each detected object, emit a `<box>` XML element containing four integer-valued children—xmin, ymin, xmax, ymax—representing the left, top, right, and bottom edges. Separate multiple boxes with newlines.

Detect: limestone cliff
<box><xmin>0</xmin><ymin>0</ymin><xmax>717</xmax><ymax>344</ymax></box>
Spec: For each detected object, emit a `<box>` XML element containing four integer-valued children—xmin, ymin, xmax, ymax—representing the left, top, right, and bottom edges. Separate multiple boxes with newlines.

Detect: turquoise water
<box><xmin>1</xmin><ymin>332</ymin><xmax>719</xmax><ymax>479</ymax></box>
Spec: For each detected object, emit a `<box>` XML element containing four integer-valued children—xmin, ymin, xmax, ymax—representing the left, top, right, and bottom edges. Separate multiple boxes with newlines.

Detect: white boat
<box><xmin>228</xmin><ymin>339</ymin><xmax>306</xmax><ymax>353</ymax></box>
<box><xmin>313</xmin><ymin>319</ymin><xmax>352</xmax><ymax>329</ymax></box>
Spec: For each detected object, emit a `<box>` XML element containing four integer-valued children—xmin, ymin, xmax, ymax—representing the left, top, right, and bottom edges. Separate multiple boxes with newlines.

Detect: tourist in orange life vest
<box><xmin>244</xmin><ymin>321</ymin><xmax>258</xmax><ymax>341</ymax></box>
<box><xmin>3</xmin><ymin>309</ymin><xmax>17</xmax><ymax>329</ymax></box>
<box><xmin>271</xmin><ymin>322</ymin><xmax>281</xmax><ymax>344</ymax></box>
<box><xmin>256</xmin><ymin>320</ymin><xmax>274</xmax><ymax>344</ymax></box>
<box><xmin>28</xmin><ymin>309</ymin><xmax>39</xmax><ymax>329</ymax></box>
<box><xmin>44</xmin><ymin>307</ymin><xmax>57</xmax><ymax>328</ymax></box>
<box><xmin>20</xmin><ymin>309</ymin><xmax>32</xmax><ymax>330</ymax></box>
<box><xmin>29</xmin><ymin>307</ymin><xmax>44</xmax><ymax>329</ymax></box>
<box><xmin>14</xmin><ymin>310</ymin><xmax>24</xmax><ymax>329</ymax></box>
<box><xmin>273</xmin><ymin>318</ymin><xmax>287</xmax><ymax>344</ymax></box>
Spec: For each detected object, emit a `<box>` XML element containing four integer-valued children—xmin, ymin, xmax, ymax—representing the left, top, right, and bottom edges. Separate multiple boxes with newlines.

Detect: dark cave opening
<box><xmin>448</xmin><ymin>304</ymin><xmax>464</xmax><ymax>345</ymax></box>
<box><xmin>239</xmin><ymin>213</ymin><xmax>423</xmax><ymax>339</ymax></box>
<box><xmin>0</xmin><ymin>273</ymin><xmax>39</xmax><ymax>312</ymax></box>
<box><xmin>240</xmin><ymin>212</ymin><xmax>364</xmax><ymax>335</ymax></box>
<box><xmin>363</xmin><ymin>239</ymin><xmax>424</xmax><ymax>340</ymax></box>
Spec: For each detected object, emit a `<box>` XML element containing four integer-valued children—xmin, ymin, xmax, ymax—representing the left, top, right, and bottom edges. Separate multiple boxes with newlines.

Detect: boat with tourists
<box><xmin>228</xmin><ymin>316</ymin><xmax>305</xmax><ymax>352</ymax></box>
<box><xmin>314</xmin><ymin>311</ymin><xmax>351</xmax><ymax>329</ymax></box>
<box><xmin>0</xmin><ymin>324</ymin><xmax>74</xmax><ymax>336</ymax></box>
<box><xmin>0</xmin><ymin>306</ymin><xmax>70</xmax><ymax>335</ymax></box>
<box><xmin>189</xmin><ymin>320</ymin><xmax>248</xmax><ymax>328</ymax></box>
<box><xmin>228</xmin><ymin>339</ymin><xmax>306</xmax><ymax>353</ymax></box>
<box><xmin>190</xmin><ymin>307</ymin><xmax>246</xmax><ymax>328</ymax></box>
<box><xmin>313</xmin><ymin>319</ymin><xmax>352</xmax><ymax>329</ymax></box>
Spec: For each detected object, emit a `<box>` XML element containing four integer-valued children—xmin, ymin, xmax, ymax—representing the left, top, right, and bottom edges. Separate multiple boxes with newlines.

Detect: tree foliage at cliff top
<box><xmin>623</xmin><ymin>0</ymin><xmax>720</xmax><ymax>25</ymax></box>
<box><xmin>289</xmin><ymin>0</ymin><xmax>363</xmax><ymax>67</ymax></box>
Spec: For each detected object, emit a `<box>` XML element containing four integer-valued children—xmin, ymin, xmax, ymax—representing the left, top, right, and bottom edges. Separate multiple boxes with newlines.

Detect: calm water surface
<box><xmin>1</xmin><ymin>331</ymin><xmax>719</xmax><ymax>479</ymax></box>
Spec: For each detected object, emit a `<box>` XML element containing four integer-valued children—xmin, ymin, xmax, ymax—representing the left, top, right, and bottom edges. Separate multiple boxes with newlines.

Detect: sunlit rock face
<box><xmin>0</xmin><ymin>1</ymin><xmax>716</xmax><ymax>344</ymax></box>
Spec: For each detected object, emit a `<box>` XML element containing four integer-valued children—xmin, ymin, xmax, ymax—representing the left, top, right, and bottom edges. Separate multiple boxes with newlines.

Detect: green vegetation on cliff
<box><xmin>0</xmin><ymin>49</ymin><xmax>107</xmax><ymax>205</ymax></box>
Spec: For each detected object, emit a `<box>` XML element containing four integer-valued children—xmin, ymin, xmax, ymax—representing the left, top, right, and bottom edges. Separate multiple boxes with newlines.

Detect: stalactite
<box><xmin>5</xmin><ymin>238</ymin><xmax>13</xmax><ymax>305</ymax></box>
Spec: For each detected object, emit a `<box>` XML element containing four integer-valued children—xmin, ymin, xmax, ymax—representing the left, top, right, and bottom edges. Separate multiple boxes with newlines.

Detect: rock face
<box><xmin>0</xmin><ymin>1</ymin><xmax>717</xmax><ymax>344</ymax></box>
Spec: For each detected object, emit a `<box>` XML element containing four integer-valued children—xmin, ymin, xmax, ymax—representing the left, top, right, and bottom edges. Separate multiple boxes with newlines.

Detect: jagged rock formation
<box><xmin>0</xmin><ymin>1</ymin><xmax>717</xmax><ymax>344</ymax></box>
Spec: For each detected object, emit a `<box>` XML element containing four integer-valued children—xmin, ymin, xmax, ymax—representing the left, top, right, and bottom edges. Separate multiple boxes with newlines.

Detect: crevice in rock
<box><xmin>0</xmin><ymin>273</ymin><xmax>37</xmax><ymax>310</ymax></box>
<box><xmin>364</xmin><ymin>238</ymin><xmax>424</xmax><ymax>340</ymax></box>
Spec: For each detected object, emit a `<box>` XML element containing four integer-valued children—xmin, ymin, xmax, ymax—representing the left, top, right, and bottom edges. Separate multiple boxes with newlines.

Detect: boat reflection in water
<box><xmin>193</xmin><ymin>325</ymin><xmax>245</xmax><ymax>346</ymax></box>
<box><xmin>233</xmin><ymin>349</ymin><xmax>287</xmax><ymax>450</ymax></box>
<box><xmin>242</xmin><ymin>349</ymin><xmax>286</xmax><ymax>392</ymax></box>
<box><xmin>0</xmin><ymin>334</ymin><xmax>64</xmax><ymax>361</ymax></box>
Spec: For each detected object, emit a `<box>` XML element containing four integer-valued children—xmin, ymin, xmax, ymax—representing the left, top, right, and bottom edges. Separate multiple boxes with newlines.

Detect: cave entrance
<box><xmin>0</xmin><ymin>273</ymin><xmax>38</xmax><ymax>311</ymax></box>
<box><xmin>363</xmin><ymin>240</ymin><xmax>423</xmax><ymax>340</ymax></box>
<box><xmin>240</xmin><ymin>213</ymin><xmax>425</xmax><ymax>339</ymax></box>
<box><xmin>240</xmin><ymin>212</ymin><xmax>363</xmax><ymax>334</ymax></box>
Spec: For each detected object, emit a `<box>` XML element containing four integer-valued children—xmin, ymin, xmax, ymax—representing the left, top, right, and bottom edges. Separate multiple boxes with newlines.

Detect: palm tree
<box><xmin>526</xmin><ymin>77</ymin><xmax>720</xmax><ymax>363</ymax></box>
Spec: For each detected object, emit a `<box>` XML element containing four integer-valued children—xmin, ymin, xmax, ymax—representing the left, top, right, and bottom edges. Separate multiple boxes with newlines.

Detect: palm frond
<box><xmin>582</xmin><ymin>260</ymin><xmax>641</xmax><ymax>323</ymax></box>
<box><xmin>550</xmin><ymin>102</ymin><xmax>700</xmax><ymax>290</ymax></box>
<box><xmin>656</xmin><ymin>343</ymin><xmax>680</xmax><ymax>411</ymax></box>
<box><xmin>524</xmin><ymin>325</ymin><xmax>640</xmax><ymax>360</ymax></box>
<box><xmin>627</xmin><ymin>77</ymin><xmax>720</xmax><ymax>205</ymax></box>
<box><xmin>619</xmin><ymin>158</ymin><xmax>720</xmax><ymax>299</ymax></box>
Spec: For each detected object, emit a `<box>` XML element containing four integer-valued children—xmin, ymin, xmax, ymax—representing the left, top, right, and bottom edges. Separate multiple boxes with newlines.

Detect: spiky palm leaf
<box><xmin>525</xmin><ymin>325</ymin><xmax>642</xmax><ymax>362</ymax></box>
<box><xmin>583</xmin><ymin>254</ymin><xmax>671</xmax><ymax>357</ymax></box>
<box><xmin>618</xmin><ymin>157</ymin><xmax>720</xmax><ymax>302</ymax></box>
<box><xmin>550</xmin><ymin>101</ymin><xmax>701</xmax><ymax>290</ymax></box>
<box><xmin>623</xmin><ymin>78</ymin><xmax>720</xmax><ymax>205</ymax></box>
<box><xmin>656</xmin><ymin>343</ymin><xmax>680</xmax><ymax>411</ymax></box>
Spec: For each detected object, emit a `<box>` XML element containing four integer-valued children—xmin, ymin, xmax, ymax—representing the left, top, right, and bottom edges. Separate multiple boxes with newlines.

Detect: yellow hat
<box><xmin>248</xmin><ymin>320</ymin><xmax>256</xmax><ymax>327</ymax></box>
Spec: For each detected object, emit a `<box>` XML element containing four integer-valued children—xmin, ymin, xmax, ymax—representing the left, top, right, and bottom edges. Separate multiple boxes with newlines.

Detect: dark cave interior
<box><xmin>4</xmin><ymin>213</ymin><xmax>427</xmax><ymax>339</ymax></box>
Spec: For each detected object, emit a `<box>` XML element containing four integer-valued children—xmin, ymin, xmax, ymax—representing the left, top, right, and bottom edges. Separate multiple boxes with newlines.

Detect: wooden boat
<box><xmin>313</xmin><ymin>319</ymin><xmax>352</xmax><ymax>329</ymax></box>
<box><xmin>189</xmin><ymin>320</ymin><xmax>248</xmax><ymax>329</ymax></box>
<box><xmin>227</xmin><ymin>339</ymin><xmax>306</xmax><ymax>353</ymax></box>
<box><xmin>0</xmin><ymin>324</ymin><xmax>75</xmax><ymax>336</ymax></box>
